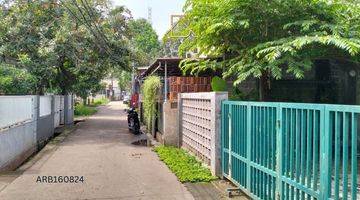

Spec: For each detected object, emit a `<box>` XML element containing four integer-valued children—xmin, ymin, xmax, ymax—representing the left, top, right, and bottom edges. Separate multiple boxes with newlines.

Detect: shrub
<box><xmin>74</xmin><ymin>104</ymin><xmax>97</xmax><ymax>116</ymax></box>
<box><xmin>154</xmin><ymin>146</ymin><xmax>217</xmax><ymax>182</ymax></box>
<box><xmin>211</xmin><ymin>76</ymin><xmax>228</xmax><ymax>91</ymax></box>
<box><xmin>91</xmin><ymin>97</ymin><xmax>109</xmax><ymax>106</ymax></box>
<box><xmin>0</xmin><ymin>64</ymin><xmax>36</xmax><ymax>94</ymax></box>
<box><xmin>142</xmin><ymin>76</ymin><xmax>161</xmax><ymax>130</ymax></box>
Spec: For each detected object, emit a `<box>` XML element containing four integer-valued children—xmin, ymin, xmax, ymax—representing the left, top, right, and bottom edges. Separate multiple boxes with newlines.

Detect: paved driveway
<box><xmin>0</xmin><ymin>101</ymin><xmax>194</xmax><ymax>200</ymax></box>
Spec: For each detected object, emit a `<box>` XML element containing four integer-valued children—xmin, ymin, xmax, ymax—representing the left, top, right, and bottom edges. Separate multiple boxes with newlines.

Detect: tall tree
<box><xmin>111</xmin><ymin>18</ymin><xmax>161</xmax><ymax>94</ymax></box>
<box><xmin>0</xmin><ymin>1</ymin><xmax>61</xmax><ymax>94</ymax></box>
<box><xmin>128</xmin><ymin>18</ymin><xmax>161</xmax><ymax>66</ymax></box>
<box><xmin>0</xmin><ymin>0</ymin><xmax>131</xmax><ymax>98</ymax></box>
<box><xmin>177</xmin><ymin>0</ymin><xmax>360</xmax><ymax>100</ymax></box>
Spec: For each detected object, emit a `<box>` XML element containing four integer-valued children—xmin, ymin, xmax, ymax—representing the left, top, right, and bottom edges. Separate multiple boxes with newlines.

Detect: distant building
<box><xmin>102</xmin><ymin>78</ymin><xmax>121</xmax><ymax>101</ymax></box>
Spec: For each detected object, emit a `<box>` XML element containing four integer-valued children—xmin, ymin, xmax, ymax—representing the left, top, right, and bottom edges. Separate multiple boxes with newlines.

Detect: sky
<box><xmin>112</xmin><ymin>0</ymin><xmax>186</xmax><ymax>38</ymax></box>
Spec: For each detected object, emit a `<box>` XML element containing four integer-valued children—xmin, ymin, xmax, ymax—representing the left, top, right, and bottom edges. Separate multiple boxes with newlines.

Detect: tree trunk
<box><xmin>259</xmin><ymin>72</ymin><xmax>271</xmax><ymax>101</ymax></box>
<box><xmin>37</xmin><ymin>84</ymin><xmax>44</xmax><ymax>95</ymax></box>
<box><xmin>57</xmin><ymin>55</ymin><xmax>74</xmax><ymax>96</ymax></box>
<box><xmin>61</xmin><ymin>88</ymin><xmax>67</xmax><ymax>95</ymax></box>
<box><xmin>83</xmin><ymin>97</ymin><xmax>87</xmax><ymax>105</ymax></box>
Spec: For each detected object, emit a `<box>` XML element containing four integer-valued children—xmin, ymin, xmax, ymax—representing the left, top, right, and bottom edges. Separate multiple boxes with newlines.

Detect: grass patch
<box><xmin>74</xmin><ymin>104</ymin><xmax>97</xmax><ymax>116</ymax></box>
<box><xmin>90</xmin><ymin>98</ymin><xmax>109</xmax><ymax>107</ymax></box>
<box><xmin>154</xmin><ymin>146</ymin><xmax>217</xmax><ymax>182</ymax></box>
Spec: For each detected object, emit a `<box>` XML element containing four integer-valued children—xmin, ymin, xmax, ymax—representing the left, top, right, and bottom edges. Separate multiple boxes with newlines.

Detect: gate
<box><xmin>221</xmin><ymin>101</ymin><xmax>359</xmax><ymax>200</ymax></box>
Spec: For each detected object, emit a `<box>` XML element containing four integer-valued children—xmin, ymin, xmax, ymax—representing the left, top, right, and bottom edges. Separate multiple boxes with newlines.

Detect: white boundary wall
<box><xmin>0</xmin><ymin>96</ymin><xmax>33</xmax><ymax>130</ymax></box>
<box><xmin>178</xmin><ymin>92</ymin><xmax>228</xmax><ymax>176</ymax></box>
<box><xmin>40</xmin><ymin>96</ymin><xmax>52</xmax><ymax>117</ymax></box>
<box><xmin>0</xmin><ymin>95</ymin><xmax>74</xmax><ymax>171</ymax></box>
<box><xmin>0</xmin><ymin>96</ymin><xmax>37</xmax><ymax>171</ymax></box>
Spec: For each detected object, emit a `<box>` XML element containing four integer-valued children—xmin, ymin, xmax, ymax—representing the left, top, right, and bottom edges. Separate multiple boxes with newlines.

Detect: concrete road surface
<box><xmin>0</xmin><ymin>101</ymin><xmax>194</xmax><ymax>200</ymax></box>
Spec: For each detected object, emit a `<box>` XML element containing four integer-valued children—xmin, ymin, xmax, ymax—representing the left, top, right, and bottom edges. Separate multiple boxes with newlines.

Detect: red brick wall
<box><xmin>168</xmin><ymin>77</ymin><xmax>212</xmax><ymax>101</ymax></box>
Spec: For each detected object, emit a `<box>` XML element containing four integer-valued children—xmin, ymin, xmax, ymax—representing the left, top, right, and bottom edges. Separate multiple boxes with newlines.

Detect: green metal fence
<box><xmin>221</xmin><ymin>101</ymin><xmax>359</xmax><ymax>200</ymax></box>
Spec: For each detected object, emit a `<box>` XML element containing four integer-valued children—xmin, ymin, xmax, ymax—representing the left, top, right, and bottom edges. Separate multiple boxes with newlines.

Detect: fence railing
<box><xmin>221</xmin><ymin>101</ymin><xmax>359</xmax><ymax>200</ymax></box>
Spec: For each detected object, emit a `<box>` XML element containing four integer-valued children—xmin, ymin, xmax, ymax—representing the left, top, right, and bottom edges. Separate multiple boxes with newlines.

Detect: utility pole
<box><xmin>147</xmin><ymin>7</ymin><xmax>152</xmax><ymax>25</ymax></box>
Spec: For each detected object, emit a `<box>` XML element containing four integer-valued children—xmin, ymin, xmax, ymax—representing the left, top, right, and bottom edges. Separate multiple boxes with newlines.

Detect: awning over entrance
<box><xmin>139</xmin><ymin>57</ymin><xmax>183</xmax><ymax>79</ymax></box>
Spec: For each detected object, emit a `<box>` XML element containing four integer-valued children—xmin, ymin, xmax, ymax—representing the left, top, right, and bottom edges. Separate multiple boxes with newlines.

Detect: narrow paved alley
<box><xmin>0</xmin><ymin>102</ymin><xmax>194</xmax><ymax>200</ymax></box>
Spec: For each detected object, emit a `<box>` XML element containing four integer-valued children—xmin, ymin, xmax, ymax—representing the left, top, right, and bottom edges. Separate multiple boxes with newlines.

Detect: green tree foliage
<box><xmin>117</xmin><ymin>70</ymin><xmax>132</xmax><ymax>92</ymax></box>
<box><xmin>142</xmin><ymin>76</ymin><xmax>161</xmax><ymax>131</ymax></box>
<box><xmin>0</xmin><ymin>64</ymin><xmax>36</xmax><ymax>94</ymax></box>
<box><xmin>177</xmin><ymin>0</ymin><xmax>360</xmax><ymax>100</ymax></box>
<box><xmin>0</xmin><ymin>0</ymin><xmax>131</xmax><ymax>97</ymax></box>
<box><xmin>128</xmin><ymin>19</ymin><xmax>161</xmax><ymax>66</ymax></box>
<box><xmin>0</xmin><ymin>1</ymin><xmax>61</xmax><ymax>93</ymax></box>
<box><xmin>112</xmin><ymin>19</ymin><xmax>160</xmax><ymax>94</ymax></box>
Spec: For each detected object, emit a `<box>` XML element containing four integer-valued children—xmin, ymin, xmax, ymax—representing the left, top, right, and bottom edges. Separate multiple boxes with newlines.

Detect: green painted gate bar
<box><xmin>221</xmin><ymin>101</ymin><xmax>359</xmax><ymax>200</ymax></box>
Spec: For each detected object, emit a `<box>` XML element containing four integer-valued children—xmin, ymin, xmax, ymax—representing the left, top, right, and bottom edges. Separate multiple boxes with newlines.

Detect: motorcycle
<box><xmin>127</xmin><ymin>108</ymin><xmax>141</xmax><ymax>135</ymax></box>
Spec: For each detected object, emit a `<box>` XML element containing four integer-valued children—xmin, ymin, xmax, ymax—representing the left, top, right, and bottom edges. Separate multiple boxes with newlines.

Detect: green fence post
<box><xmin>228</xmin><ymin>104</ymin><xmax>232</xmax><ymax>179</ymax></box>
<box><xmin>221</xmin><ymin>102</ymin><xmax>224</xmax><ymax>177</ymax></box>
<box><xmin>351</xmin><ymin>113</ymin><xmax>357</xmax><ymax>200</ymax></box>
<box><xmin>320</xmin><ymin>106</ymin><xmax>331</xmax><ymax>200</ymax></box>
<box><xmin>276</xmin><ymin>104</ymin><xmax>283</xmax><ymax>200</ymax></box>
<box><xmin>246</xmin><ymin>103</ymin><xmax>251</xmax><ymax>191</ymax></box>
